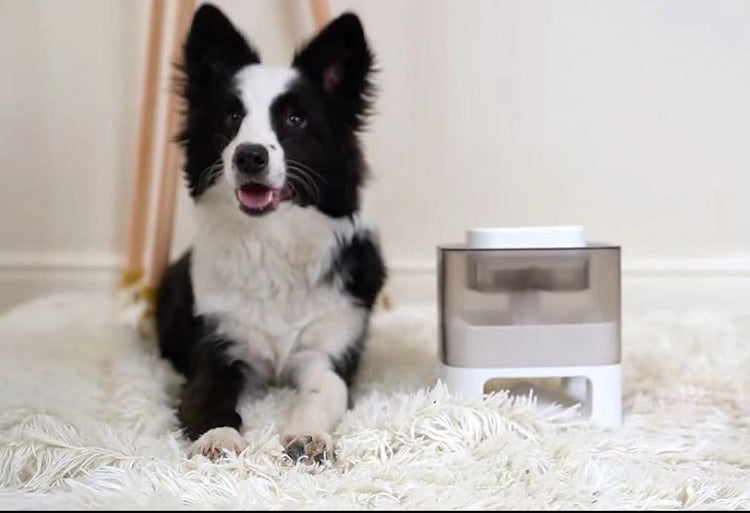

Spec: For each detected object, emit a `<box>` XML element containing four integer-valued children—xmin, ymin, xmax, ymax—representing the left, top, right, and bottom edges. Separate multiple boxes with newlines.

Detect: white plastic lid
<box><xmin>466</xmin><ymin>225</ymin><xmax>586</xmax><ymax>249</ymax></box>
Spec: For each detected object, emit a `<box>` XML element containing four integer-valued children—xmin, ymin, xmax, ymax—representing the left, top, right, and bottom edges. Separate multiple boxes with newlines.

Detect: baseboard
<box><xmin>1</xmin><ymin>252</ymin><xmax>749</xmax><ymax>314</ymax></box>
<box><xmin>0</xmin><ymin>252</ymin><xmax>121</xmax><ymax>313</ymax></box>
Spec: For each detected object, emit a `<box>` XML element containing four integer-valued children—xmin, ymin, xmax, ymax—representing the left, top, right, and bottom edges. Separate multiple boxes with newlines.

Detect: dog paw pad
<box><xmin>189</xmin><ymin>427</ymin><xmax>248</xmax><ymax>460</ymax></box>
<box><xmin>282</xmin><ymin>433</ymin><xmax>334</xmax><ymax>465</ymax></box>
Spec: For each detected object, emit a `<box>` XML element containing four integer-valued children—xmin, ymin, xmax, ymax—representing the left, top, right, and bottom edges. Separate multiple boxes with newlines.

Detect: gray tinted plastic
<box><xmin>439</xmin><ymin>245</ymin><xmax>621</xmax><ymax>368</ymax></box>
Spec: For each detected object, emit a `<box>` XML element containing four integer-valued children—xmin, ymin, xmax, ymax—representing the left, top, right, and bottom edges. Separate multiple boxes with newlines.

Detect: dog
<box><xmin>155</xmin><ymin>4</ymin><xmax>385</xmax><ymax>463</ymax></box>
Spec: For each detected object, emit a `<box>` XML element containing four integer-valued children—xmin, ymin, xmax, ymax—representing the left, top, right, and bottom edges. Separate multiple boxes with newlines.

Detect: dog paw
<box><xmin>282</xmin><ymin>433</ymin><xmax>334</xmax><ymax>465</ymax></box>
<box><xmin>189</xmin><ymin>427</ymin><xmax>248</xmax><ymax>460</ymax></box>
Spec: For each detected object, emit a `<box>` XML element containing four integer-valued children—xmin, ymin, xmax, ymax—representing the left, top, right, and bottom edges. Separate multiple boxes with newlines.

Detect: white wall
<box><xmin>0</xmin><ymin>0</ymin><xmax>147</xmax><ymax>308</ymax></box>
<box><xmin>0</xmin><ymin>0</ymin><xmax>147</xmax><ymax>255</ymax></box>
<box><xmin>343</xmin><ymin>0</ymin><xmax>750</xmax><ymax>260</ymax></box>
<box><xmin>2</xmin><ymin>0</ymin><xmax>750</xmax><ymax>311</ymax></box>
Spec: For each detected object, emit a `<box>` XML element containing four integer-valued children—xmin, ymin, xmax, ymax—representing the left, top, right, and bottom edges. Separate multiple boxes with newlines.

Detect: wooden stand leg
<box><xmin>309</xmin><ymin>0</ymin><xmax>331</xmax><ymax>30</ymax></box>
<box><xmin>121</xmin><ymin>0</ymin><xmax>166</xmax><ymax>289</ymax></box>
<box><xmin>140</xmin><ymin>0</ymin><xmax>196</xmax><ymax>310</ymax></box>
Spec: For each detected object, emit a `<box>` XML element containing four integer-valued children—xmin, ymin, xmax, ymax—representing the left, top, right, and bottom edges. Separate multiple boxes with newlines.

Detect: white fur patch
<box><xmin>281</xmin><ymin>351</ymin><xmax>349</xmax><ymax>442</ymax></box>
<box><xmin>222</xmin><ymin>65</ymin><xmax>298</xmax><ymax>190</ymax></box>
<box><xmin>191</xmin><ymin>189</ymin><xmax>368</xmax><ymax>382</ymax></box>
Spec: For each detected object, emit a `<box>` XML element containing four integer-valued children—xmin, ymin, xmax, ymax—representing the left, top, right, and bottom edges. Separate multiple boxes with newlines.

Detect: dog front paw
<box><xmin>189</xmin><ymin>427</ymin><xmax>248</xmax><ymax>460</ymax></box>
<box><xmin>282</xmin><ymin>433</ymin><xmax>334</xmax><ymax>464</ymax></box>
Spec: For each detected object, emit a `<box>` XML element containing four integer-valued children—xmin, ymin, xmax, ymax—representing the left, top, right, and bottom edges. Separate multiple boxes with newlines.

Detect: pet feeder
<box><xmin>438</xmin><ymin>226</ymin><xmax>622</xmax><ymax>426</ymax></box>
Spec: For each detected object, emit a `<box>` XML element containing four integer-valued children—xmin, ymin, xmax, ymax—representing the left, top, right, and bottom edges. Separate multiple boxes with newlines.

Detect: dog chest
<box><xmin>189</xmin><ymin>205</ymin><xmax>360</xmax><ymax>377</ymax></box>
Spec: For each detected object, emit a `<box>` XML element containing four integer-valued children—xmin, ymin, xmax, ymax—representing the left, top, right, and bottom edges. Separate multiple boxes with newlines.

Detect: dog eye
<box><xmin>226</xmin><ymin>112</ymin><xmax>242</xmax><ymax>127</ymax></box>
<box><xmin>286</xmin><ymin>111</ymin><xmax>306</xmax><ymax>128</ymax></box>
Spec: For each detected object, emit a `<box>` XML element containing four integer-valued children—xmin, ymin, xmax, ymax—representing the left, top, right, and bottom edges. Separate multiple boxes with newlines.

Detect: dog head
<box><xmin>177</xmin><ymin>4</ymin><xmax>375</xmax><ymax>219</ymax></box>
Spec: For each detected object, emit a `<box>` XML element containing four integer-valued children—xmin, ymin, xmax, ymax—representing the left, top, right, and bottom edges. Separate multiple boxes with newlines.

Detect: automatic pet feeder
<box><xmin>438</xmin><ymin>225</ymin><xmax>622</xmax><ymax>426</ymax></box>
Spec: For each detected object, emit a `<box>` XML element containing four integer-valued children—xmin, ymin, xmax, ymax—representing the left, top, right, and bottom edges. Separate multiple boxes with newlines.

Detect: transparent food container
<box><xmin>437</xmin><ymin>227</ymin><xmax>622</xmax><ymax>425</ymax></box>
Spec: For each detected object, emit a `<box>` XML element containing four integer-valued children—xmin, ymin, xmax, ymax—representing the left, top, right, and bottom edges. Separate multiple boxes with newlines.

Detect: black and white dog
<box><xmin>156</xmin><ymin>4</ymin><xmax>385</xmax><ymax>463</ymax></box>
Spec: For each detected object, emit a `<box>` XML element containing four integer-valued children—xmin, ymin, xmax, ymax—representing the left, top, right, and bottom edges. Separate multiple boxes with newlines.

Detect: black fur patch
<box><xmin>281</xmin><ymin>12</ymin><xmax>376</xmax><ymax>217</ymax></box>
<box><xmin>155</xmin><ymin>251</ymin><xmax>198</xmax><ymax>377</ymax></box>
<box><xmin>175</xmin><ymin>4</ymin><xmax>259</xmax><ymax>197</ymax></box>
<box><xmin>270</xmin><ymin>76</ymin><xmax>367</xmax><ymax>217</ymax></box>
<box><xmin>326</xmin><ymin>231</ymin><xmax>387</xmax><ymax>309</ymax></box>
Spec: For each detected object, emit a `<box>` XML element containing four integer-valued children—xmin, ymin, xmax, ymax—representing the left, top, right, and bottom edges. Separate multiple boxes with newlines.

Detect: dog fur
<box><xmin>155</xmin><ymin>4</ymin><xmax>385</xmax><ymax>464</ymax></box>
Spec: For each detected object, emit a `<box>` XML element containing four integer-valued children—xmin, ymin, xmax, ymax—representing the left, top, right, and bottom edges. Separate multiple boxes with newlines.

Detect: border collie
<box><xmin>156</xmin><ymin>4</ymin><xmax>385</xmax><ymax>464</ymax></box>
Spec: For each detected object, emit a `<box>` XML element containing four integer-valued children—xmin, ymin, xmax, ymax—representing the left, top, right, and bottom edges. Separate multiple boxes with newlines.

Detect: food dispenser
<box><xmin>438</xmin><ymin>226</ymin><xmax>622</xmax><ymax>426</ymax></box>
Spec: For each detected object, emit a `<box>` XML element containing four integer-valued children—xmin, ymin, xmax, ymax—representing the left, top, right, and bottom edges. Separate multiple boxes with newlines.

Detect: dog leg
<box><xmin>180</xmin><ymin>359</ymin><xmax>261</xmax><ymax>460</ymax></box>
<box><xmin>281</xmin><ymin>351</ymin><xmax>348</xmax><ymax>464</ymax></box>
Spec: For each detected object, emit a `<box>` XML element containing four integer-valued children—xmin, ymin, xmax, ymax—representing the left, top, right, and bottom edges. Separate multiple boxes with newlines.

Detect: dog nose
<box><xmin>233</xmin><ymin>143</ymin><xmax>268</xmax><ymax>175</ymax></box>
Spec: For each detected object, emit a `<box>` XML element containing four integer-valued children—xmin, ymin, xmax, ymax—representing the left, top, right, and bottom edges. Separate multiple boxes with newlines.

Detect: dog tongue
<box><xmin>237</xmin><ymin>184</ymin><xmax>275</xmax><ymax>209</ymax></box>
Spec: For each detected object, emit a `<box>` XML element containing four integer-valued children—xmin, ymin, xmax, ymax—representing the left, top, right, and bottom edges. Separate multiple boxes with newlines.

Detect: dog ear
<box><xmin>183</xmin><ymin>4</ymin><xmax>260</xmax><ymax>86</ymax></box>
<box><xmin>292</xmin><ymin>13</ymin><xmax>375</xmax><ymax>129</ymax></box>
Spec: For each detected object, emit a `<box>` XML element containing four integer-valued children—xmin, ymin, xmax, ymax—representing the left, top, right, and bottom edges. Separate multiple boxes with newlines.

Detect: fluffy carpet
<box><xmin>0</xmin><ymin>293</ymin><xmax>748</xmax><ymax>510</ymax></box>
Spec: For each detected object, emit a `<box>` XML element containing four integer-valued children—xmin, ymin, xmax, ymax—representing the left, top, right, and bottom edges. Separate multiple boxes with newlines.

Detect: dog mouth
<box><xmin>236</xmin><ymin>182</ymin><xmax>292</xmax><ymax>216</ymax></box>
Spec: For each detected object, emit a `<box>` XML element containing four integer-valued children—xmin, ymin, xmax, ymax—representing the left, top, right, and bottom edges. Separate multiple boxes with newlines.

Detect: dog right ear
<box><xmin>183</xmin><ymin>4</ymin><xmax>260</xmax><ymax>85</ymax></box>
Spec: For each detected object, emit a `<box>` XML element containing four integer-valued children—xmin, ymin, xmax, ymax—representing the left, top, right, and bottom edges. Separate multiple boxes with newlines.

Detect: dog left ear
<box><xmin>293</xmin><ymin>13</ymin><xmax>374</xmax><ymax>128</ymax></box>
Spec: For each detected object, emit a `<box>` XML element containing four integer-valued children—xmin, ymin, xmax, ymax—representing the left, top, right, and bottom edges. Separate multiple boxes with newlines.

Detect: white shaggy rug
<box><xmin>0</xmin><ymin>293</ymin><xmax>748</xmax><ymax>510</ymax></box>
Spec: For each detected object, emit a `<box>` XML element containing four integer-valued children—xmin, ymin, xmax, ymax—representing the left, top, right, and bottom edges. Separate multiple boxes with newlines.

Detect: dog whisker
<box><xmin>285</xmin><ymin>159</ymin><xmax>326</xmax><ymax>183</ymax></box>
<box><xmin>197</xmin><ymin>159</ymin><xmax>224</xmax><ymax>190</ymax></box>
<box><xmin>286</xmin><ymin>172</ymin><xmax>318</xmax><ymax>204</ymax></box>
<box><xmin>287</xmin><ymin>168</ymin><xmax>321</xmax><ymax>204</ymax></box>
<box><xmin>286</xmin><ymin>164</ymin><xmax>322</xmax><ymax>193</ymax></box>
<box><xmin>285</xmin><ymin>179</ymin><xmax>302</xmax><ymax>201</ymax></box>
